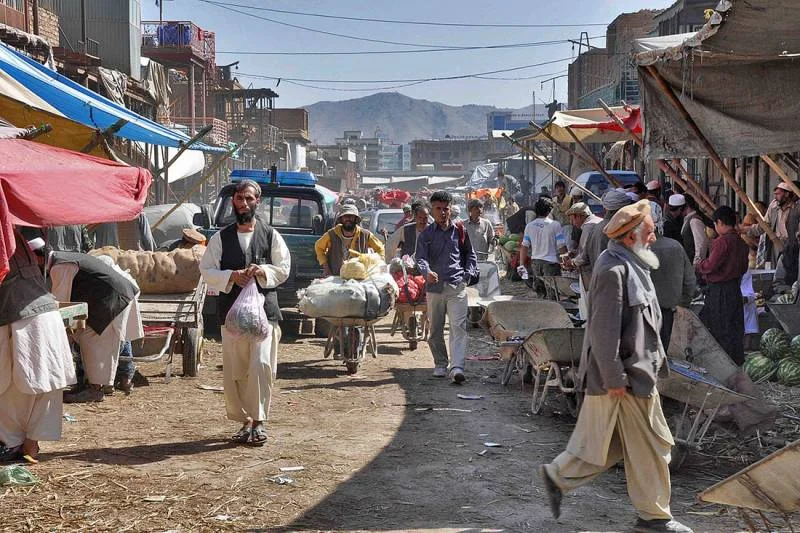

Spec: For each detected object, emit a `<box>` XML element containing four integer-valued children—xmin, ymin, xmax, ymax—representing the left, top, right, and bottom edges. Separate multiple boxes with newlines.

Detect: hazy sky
<box><xmin>143</xmin><ymin>0</ymin><xmax>673</xmax><ymax>109</ymax></box>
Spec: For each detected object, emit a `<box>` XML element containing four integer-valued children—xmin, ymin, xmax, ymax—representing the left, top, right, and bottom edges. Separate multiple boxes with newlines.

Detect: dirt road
<box><xmin>1</xmin><ymin>312</ymin><xmax>744</xmax><ymax>532</ymax></box>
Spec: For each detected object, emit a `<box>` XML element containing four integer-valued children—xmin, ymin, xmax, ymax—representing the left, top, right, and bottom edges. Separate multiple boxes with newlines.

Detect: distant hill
<box><xmin>306</xmin><ymin>92</ymin><xmax>518</xmax><ymax>145</ymax></box>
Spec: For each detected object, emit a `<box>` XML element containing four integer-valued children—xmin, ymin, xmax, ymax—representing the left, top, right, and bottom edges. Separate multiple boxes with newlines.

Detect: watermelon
<box><xmin>503</xmin><ymin>241</ymin><xmax>518</xmax><ymax>252</ymax></box>
<box><xmin>777</xmin><ymin>358</ymin><xmax>800</xmax><ymax>386</ymax></box>
<box><xmin>760</xmin><ymin>328</ymin><xmax>792</xmax><ymax>361</ymax></box>
<box><xmin>743</xmin><ymin>353</ymin><xmax>777</xmax><ymax>382</ymax></box>
<box><xmin>498</xmin><ymin>235</ymin><xmax>509</xmax><ymax>246</ymax></box>
<box><xmin>508</xmin><ymin>233</ymin><xmax>521</xmax><ymax>242</ymax></box>
<box><xmin>791</xmin><ymin>335</ymin><xmax>800</xmax><ymax>360</ymax></box>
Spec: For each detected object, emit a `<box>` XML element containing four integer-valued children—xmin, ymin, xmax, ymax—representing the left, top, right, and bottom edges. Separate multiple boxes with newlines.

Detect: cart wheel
<box><xmin>408</xmin><ymin>314</ymin><xmax>418</xmax><ymax>338</ymax></box>
<box><xmin>669</xmin><ymin>443</ymin><xmax>690</xmax><ymax>473</ymax></box>
<box><xmin>346</xmin><ymin>360</ymin><xmax>360</xmax><ymax>374</ymax></box>
<box><xmin>531</xmin><ymin>366</ymin><xmax>552</xmax><ymax>415</ymax></box>
<box><xmin>182</xmin><ymin>326</ymin><xmax>203</xmax><ymax>377</ymax></box>
<box><xmin>501</xmin><ymin>354</ymin><xmax>517</xmax><ymax>386</ymax></box>
<box><xmin>561</xmin><ymin>366</ymin><xmax>582</xmax><ymax>419</ymax></box>
<box><xmin>409</xmin><ymin>341</ymin><xmax>418</xmax><ymax>350</ymax></box>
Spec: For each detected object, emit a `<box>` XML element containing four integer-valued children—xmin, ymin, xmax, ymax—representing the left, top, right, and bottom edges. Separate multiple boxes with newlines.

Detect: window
<box><xmin>218</xmin><ymin>195</ymin><xmax>321</xmax><ymax>231</ymax></box>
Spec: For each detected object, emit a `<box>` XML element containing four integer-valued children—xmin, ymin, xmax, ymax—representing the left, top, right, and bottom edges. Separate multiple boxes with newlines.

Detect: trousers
<box><xmin>426</xmin><ymin>282</ymin><xmax>468</xmax><ymax>371</ymax></box>
<box><xmin>0</xmin><ymin>386</ymin><xmax>63</xmax><ymax>447</ymax></box>
<box><xmin>221</xmin><ymin>322</ymin><xmax>280</xmax><ymax>423</ymax></box>
<box><xmin>544</xmin><ymin>392</ymin><xmax>674</xmax><ymax>521</ymax></box>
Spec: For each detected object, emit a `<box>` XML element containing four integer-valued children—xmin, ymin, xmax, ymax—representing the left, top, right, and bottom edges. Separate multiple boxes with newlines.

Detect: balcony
<box><xmin>142</xmin><ymin>21</ymin><xmax>215</xmax><ymax>67</ymax></box>
<box><xmin>0</xmin><ymin>4</ymin><xmax>25</xmax><ymax>31</ymax></box>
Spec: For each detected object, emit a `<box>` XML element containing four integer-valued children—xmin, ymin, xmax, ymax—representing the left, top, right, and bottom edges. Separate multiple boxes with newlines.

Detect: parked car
<box><xmin>359</xmin><ymin>208</ymin><xmax>406</xmax><ymax>241</ymax></box>
<box><xmin>575</xmin><ymin>170</ymin><xmax>643</xmax><ymax>215</ymax></box>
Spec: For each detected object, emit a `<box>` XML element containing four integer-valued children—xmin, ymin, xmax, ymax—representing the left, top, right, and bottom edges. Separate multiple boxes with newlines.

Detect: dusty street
<box><xmin>1</xmin><ymin>309</ymin><xmax>746</xmax><ymax>532</ymax></box>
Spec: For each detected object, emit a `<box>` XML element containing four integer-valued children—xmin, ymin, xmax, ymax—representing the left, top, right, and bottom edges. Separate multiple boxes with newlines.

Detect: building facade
<box><xmin>409</xmin><ymin>137</ymin><xmax>513</xmax><ymax>172</ymax></box>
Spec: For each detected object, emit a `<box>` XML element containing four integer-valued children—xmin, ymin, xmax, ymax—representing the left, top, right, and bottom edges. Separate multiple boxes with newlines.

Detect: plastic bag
<box><xmin>225</xmin><ymin>279</ymin><xmax>270</xmax><ymax>340</ymax></box>
<box><xmin>340</xmin><ymin>258</ymin><xmax>368</xmax><ymax>280</ymax></box>
<box><xmin>0</xmin><ymin>466</ymin><xmax>38</xmax><ymax>486</ymax></box>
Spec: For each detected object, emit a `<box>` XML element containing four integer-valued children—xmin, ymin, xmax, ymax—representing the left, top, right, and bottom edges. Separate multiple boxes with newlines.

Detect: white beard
<box><xmin>632</xmin><ymin>241</ymin><xmax>660</xmax><ymax>269</ymax></box>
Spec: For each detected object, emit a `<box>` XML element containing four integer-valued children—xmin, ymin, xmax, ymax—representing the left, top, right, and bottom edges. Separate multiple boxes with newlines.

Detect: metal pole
<box><xmin>80</xmin><ymin>0</ymin><xmax>86</xmax><ymax>53</ymax></box>
<box><xmin>643</xmin><ymin>64</ymin><xmax>780</xmax><ymax>250</ymax></box>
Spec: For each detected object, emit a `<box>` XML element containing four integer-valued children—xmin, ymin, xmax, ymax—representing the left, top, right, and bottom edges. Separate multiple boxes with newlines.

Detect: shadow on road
<box><xmin>46</xmin><ymin>439</ymin><xmax>237</xmax><ymax>466</ymax></box>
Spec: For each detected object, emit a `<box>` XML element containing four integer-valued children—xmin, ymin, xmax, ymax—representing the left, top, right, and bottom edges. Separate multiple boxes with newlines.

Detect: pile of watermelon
<box><xmin>743</xmin><ymin>328</ymin><xmax>800</xmax><ymax>386</ymax></box>
<box><xmin>498</xmin><ymin>233</ymin><xmax>521</xmax><ymax>254</ymax></box>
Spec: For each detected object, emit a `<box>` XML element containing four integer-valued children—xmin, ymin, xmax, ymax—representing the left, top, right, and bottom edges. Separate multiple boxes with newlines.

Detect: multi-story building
<box><xmin>409</xmin><ymin>137</ymin><xmax>513</xmax><ymax>173</ymax></box>
<box><xmin>653</xmin><ymin>0</ymin><xmax>716</xmax><ymax>36</ymax></box>
<box><xmin>307</xmin><ymin>144</ymin><xmax>358</xmax><ymax>192</ymax></box>
<box><xmin>334</xmin><ymin>129</ymin><xmax>405</xmax><ymax>172</ymax></box>
<box><xmin>487</xmin><ymin>105</ymin><xmax>548</xmax><ymax>133</ymax></box>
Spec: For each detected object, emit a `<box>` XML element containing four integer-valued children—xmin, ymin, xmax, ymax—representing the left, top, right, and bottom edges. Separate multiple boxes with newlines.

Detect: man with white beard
<box><xmin>538</xmin><ymin>200</ymin><xmax>693</xmax><ymax>533</ymax></box>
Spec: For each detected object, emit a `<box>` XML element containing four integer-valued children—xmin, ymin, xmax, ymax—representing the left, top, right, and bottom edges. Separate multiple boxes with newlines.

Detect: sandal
<box><xmin>231</xmin><ymin>426</ymin><xmax>251</xmax><ymax>444</ymax></box>
<box><xmin>0</xmin><ymin>443</ymin><xmax>22</xmax><ymax>462</ymax></box>
<box><xmin>249</xmin><ymin>425</ymin><xmax>267</xmax><ymax>446</ymax></box>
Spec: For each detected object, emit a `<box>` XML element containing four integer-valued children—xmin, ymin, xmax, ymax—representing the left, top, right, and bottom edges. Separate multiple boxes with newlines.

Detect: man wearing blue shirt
<box><xmin>416</xmin><ymin>191</ymin><xmax>478</xmax><ymax>383</ymax></box>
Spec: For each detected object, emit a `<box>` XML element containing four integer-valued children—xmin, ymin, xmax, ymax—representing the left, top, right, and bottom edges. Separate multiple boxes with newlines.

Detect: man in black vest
<box><xmin>0</xmin><ymin>232</ymin><xmax>76</xmax><ymax>462</ymax></box>
<box><xmin>200</xmin><ymin>179</ymin><xmax>291</xmax><ymax>446</ymax></box>
<box><xmin>43</xmin><ymin>249</ymin><xmax>142</xmax><ymax>403</ymax></box>
<box><xmin>384</xmin><ymin>204</ymin><xmax>430</xmax><ymax>262</ymax></box>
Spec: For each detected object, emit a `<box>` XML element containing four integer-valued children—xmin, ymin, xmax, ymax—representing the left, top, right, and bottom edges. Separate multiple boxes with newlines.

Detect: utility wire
<box><xmin>216</xmin><ymin>36</ymin><xmax>602</xmax><ymax>56</ymax></box>
<box><xmin>206</xmin><ymin>1</ymin><xmax>610</xmax><ymax>28</ymax></box>
<box><xmin>235</xmin><ymin>57</ymin><xmax>573</xmax><ymax>84</ymax></box>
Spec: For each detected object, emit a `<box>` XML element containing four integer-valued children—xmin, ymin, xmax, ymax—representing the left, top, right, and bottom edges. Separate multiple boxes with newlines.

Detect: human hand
<box><xmin>427</xmin><ymin>271</ymin><xmax>439</xmax><ymax>284</ymax></box>
<box><xmin>231</xmin><ymin>269</ymin><xmax>252</xmax><ymax>288</ymax></box>
<box><xmin>607</xmin><ymin>387</ymin><xmax>627</xmax><ymax>398</ymax></box>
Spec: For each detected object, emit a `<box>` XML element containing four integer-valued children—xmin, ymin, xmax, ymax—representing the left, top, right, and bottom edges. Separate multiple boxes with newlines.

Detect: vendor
<box><xmin>0</xmin><ymin>232</ymin><xmax>75</xmax><ymax>462</ymax></box>
<box><xmin>36</xmin><ymin>247</ymin><xmax>143</xmax><ymax>403</ymax></box>
<box><xmin>315</xmin><ymin>205</ymin><xmax>384</xmax><ymax>277</ymax></box>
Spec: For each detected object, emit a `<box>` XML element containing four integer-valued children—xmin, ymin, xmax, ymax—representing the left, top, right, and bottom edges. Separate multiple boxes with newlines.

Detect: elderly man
<box><xmin>539</xmin><ymin>200</ymin><xmax>693</xmax><ymax>533</ymax></box>
<box><xmin>385</xmin><ymin>204</ymin><xmax>431</xmax><ymax>262</ymax></box>
<box><xmin>416</xmin><ymin>191</ymin><xmax>478</xmax><ymax>384</ymax></box>
<box><xmin>650</xmin><ymin>233</ymin><xmax>696</xmax><ymax>351</ymax></box>
<box><xmin>0</xmin><ymin>231</ymin><xmax>75</xmax><ymax>462</ymax></box>
<box><xmin>43</xmin><ymin>249</ymin><xmax>143</xmax><ymax>404</ymax></box>
<box><xmin>697</xmin><ymin>206</ymin><xmax>750</xmax><ymax>365</ymax></box>
<box><xmin>315</xmin><ymin>204</ymin><xmax>384</xmax><ymax>277</ymax></box>
<box><xmin>745</xmin><ymin>182</ymin><xmax>798</xmax><ymax>267</ymax></box>
<box><xmin>465</xmin><ymin>199</ymin><xmax>496</xmax><ymax>260</ymax></box>
<box><xmin>200</xmin><ymin>179</ymin><xmax>291</xmax><ymax>446</ymax></box>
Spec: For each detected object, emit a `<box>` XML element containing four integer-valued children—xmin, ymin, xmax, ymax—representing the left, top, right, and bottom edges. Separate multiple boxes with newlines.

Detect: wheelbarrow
<box><xmin>523</xmin><ymin>327</ymin><xmax>585</xmax><ymax>418</ymax></box>
<box><xmin>389</xmin><ymin>261</ymin><xmax>428</xmax><ymax>350</ymax></box>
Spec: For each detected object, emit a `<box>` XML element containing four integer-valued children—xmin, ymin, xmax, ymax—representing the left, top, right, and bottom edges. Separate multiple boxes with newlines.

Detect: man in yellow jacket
<box><xmin>315</xmin><ymin>205</ymin><xmax>384</xmax><ymax>277</ymax></box>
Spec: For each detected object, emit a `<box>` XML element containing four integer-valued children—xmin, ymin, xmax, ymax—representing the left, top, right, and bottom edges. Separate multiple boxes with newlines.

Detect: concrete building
<box><xmin>333</xmin><ymin>129</ymin><xmax>405</xmax><ymax>172</ymax></box>
<box><xmin>488</xmin><ymin>105</ymin><xmax>548</xmax><ymax>133</ymax></box>
<box><xmin>409</xmin><ymin>137</ymin><xmax>513</xmax><ymax>173</ymax></box>
<box><xmin>308</xmin><ymin>144</ymin><xmax>358</xmax><ymax>192</ymax></box>
<box><xmin>653</xmin><ymin>0</ymin><xmax>716</xmax><ymax>36</ymax></box>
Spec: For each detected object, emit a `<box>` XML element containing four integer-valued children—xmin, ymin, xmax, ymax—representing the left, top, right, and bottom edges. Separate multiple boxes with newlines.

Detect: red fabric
<box><xmin>696</xmin><ymin>232</ymin><xmax>749</xmax><ymax>284</ymax></box>
<box><xmin>393</xmin><ymin>272</ymin><xmax>427</xmax><ymax>303</ymax></box>
<box><xmin>568</xmin><ymin>107</ymin><xmax>643</xmax><ymax>136</ymax></box>
<box><xmin>377</xmin><ymin>189</ymin><xmax>411</xmax><ymax>208</ymax></box>
<box><xmin>0</xmin><ymin>139</ymin><xmax>151</xmax><ymax>282</ymax></box>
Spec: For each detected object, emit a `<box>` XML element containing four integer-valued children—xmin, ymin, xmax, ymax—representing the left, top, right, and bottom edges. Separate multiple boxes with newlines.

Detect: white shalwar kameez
<box><xmin>200</xmin><ymin>229</ymin><xmax>291</xmax><ymax>423</ymax></box>
<box><xmin>0</xmin><ymin>311</ymin><xmax>75</xmax><ymax>447</ymax></box>
<box><xmin>48</xmin><ymin>262</ymin><xmax>144</xmax><ymax>386</ymax></box>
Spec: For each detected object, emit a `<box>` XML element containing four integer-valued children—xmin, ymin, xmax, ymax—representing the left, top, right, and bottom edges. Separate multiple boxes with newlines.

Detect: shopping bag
<box><xmin>225</xmin><ymin>278</ymin><xmax>270</xmax><ymax>340</ymax></box>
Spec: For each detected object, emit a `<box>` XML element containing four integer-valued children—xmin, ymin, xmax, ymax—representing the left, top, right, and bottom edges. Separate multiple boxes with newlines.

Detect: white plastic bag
<box><xmin>225</xmin><ymin>279</ymin><xmax>270</xmax><ymax>340</ymax></box>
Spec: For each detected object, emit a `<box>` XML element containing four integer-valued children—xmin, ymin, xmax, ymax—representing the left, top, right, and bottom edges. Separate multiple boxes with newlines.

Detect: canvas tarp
<box><xmin>634</xmin><ymin>0</ymin><xmax>800</xmax><ymax>159</ymax></box>
<box><xmin>0</xmin><ymin>139</ymin><xmax>151</xmax><ymax>282</ymax></box>
<box><xmin>516</xmin><ymin>106</ymin><xmax>642</xmax><ymax>144</ymax></box>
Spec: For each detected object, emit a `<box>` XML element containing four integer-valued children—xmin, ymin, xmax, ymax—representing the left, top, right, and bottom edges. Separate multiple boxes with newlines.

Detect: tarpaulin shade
<box><xmin>0</xmin><ymin>139</ymin><xmax>152</xmax><ymax>282</ymax></box>
<box><xmin>517</xmin><ymin>106</ymin><xmax>642</xmax><ymax>144</ymax></box>
<box><xmin>634</xmin><ymin>0</ymin><xmax>800</xmax><ymax>159</ymax></box>
<box><xmin>0</xmin><ymin>41</ymin><xmax>225</xmax><ymax>153</ymax></box>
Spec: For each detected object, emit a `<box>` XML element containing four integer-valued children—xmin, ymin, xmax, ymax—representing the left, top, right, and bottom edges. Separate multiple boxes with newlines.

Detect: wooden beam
<box><xmin>643</xmin><ymin>65</ymin><xmax>781</xmax><ymax>250</ymax></box>
<box><xmin>563</xmin><ymin>126</ymin><xmax>622</xmax><ymax>188</ymax></box>
<box><xmin>670</xmin><ymin>159</ymin><xmax>717</xmax><ymax>214</ymax></box>
<box><xmin>762</xmin><ymin>154</ymin><xmax>800</xmax><ymax>199</ymax></box>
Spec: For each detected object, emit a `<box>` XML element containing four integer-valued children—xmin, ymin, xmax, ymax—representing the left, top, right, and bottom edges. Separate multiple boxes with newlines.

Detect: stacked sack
<box><xmin>393</xmin><ymin>270</ymin><xmax>426</xmax><ymax>304</ymax></box>
<box><xmin>90</xmin><ymin>246</ymin><xmax>203</xmax><ymax>294</ymax></box>
<box><xmin>744</xmin><ymin>327</ymin><xmax>800</xmax><ymax>386</ymax></box>
<box><xmin>298</xmin><ymin>251</ymin><xmax>398</xmax><ymax>319</ymax></box>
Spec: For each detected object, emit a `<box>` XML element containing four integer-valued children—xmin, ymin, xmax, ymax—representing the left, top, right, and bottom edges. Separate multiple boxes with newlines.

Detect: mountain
<box><xmin>306</xmin><ymin>92</ymin><xmax>513</xmax><ymax>145</ymax></box>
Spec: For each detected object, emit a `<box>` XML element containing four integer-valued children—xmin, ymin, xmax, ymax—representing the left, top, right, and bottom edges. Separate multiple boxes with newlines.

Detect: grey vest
<box><xmin>400</xmin><ymin>223</ymin><xmax>419</xmax><ymax>258</ymax></box>
<box><xmin>218</xmin><ymin>219</ymin><xmax>282</xmax><ymax>323</ymax></box>
<box><xmin>326</xmin><ymin>228</ymin><xmax>373</xmax><ymax>276</ymax></box>
<box><xmin>0</xmin><ymin>232</ymin><xmax>58</xmax><ymax>327</ymax></box>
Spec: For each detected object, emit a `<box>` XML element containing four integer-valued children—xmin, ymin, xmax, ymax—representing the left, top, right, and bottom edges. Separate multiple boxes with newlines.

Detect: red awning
<box><xmin>0</xmin><ymin>139</ymin><xmax>151</xmax><ymax>282</ymax></box>
<box><xmin>568</xmin><ymin>107</ymin><xmax>642</xmax><ymax>136</ymax></box>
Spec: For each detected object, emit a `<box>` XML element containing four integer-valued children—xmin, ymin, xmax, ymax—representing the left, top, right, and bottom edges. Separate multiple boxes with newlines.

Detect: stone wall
<box><xmin>26</xmin><ymin>4</ymin><xmax>59</xmax><ymax>45</ymax></box>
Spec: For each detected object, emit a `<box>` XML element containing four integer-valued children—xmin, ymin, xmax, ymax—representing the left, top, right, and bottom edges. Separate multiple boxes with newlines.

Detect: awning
<box><xmin>633</xmin><ymin>0</ymin><xmax>800</xmax><ymax>159</ymax></box>
<box><xmin>0</xmin><ymin>41</ymin><xmax>225</xmax><ymax>153</ymax></box>
<box><xmin>516</xmin><ymin>106</ymin><xmax>642</xmax><ymax>144</ymax></box>
<box><xmin>0</xmin><ymin>139</ymin><xmax>151</xmax><ymax>282</ymax></box>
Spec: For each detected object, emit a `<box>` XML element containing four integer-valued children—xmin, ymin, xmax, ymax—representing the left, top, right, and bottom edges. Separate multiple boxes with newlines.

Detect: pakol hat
<box><xmin>646</xmin><ymin>180</ymin><xmax>661</xmax><ymax>191</ymax></box>
<box><xmin>604</xmin><ymin>200</ymin><xmax>652</xmax><ymax>239</ymax></box>
<box><xmin>668</xmin><ymin>193</ymin><xmax>686</xmax><ymax>207</ymax></box>
<box><xmin>566</xmin><ymin>202</ymin><xmax>591</xmax><ymax>216</ymax></box>
<box><xmin>337</xmin><ymin>204</ymin><xmax>362</xmax><ymax>223</ymax></box>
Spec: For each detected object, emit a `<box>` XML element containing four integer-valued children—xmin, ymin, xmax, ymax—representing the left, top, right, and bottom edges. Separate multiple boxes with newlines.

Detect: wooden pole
<box><xmin>762</xmin><ymin>154</ymin><xmax>800</xmax><ymax>198</ymax></box>
<box><xmin>528</xmin><ymin>121</ymin><xmax>622</xmax><ymax>188</ymax></box>
<box><xmin>670</xmin><ymin>158</ymin><xmax>717</xmax><ymax>213</ymax></box>
<box><xmin>563</xmin><ymin>126</ymin><xmax>622</xmax><ymax>188</ymax></box>
<box><xmin>502</xmin><ymin>134</ymin><xmax>601</xmax><ymax>201</ymax></box>
<box><xmin>155</xmin><ymin>124</ymin><xmax>214</xmax><ymax>178</ymax></box>
<box><xmin>596</xmin><ymin>98</ymin><xmax>716</xmax><ymax>216</ymax></box>
<box><xmin>643</xmin><ymin>65</ymin><xmax>781</xmax><ymax>250</ymax></box>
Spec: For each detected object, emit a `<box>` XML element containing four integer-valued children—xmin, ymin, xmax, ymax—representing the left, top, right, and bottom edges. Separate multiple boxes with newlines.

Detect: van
<box><xmin>575</xmin><ymin>170</ymin><xmax>643</xmax><ymax>215</ymax></box>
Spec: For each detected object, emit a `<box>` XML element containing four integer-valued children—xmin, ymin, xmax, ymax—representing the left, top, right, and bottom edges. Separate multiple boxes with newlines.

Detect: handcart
<box><xmin>699</xmin><ymin>439</ymin><xmax>800</xmax><ymax>532</ymax></box>
<box><xmin>390</xmin><ymin>261</ymin><xmax>428</xmax><ymax>350</ymax></box>
<box><xmin>131</xmin><ymin>278</ymin><xmax>206</xmax><ymax>381</ymax></box>
<box><xmin>322</xmin><ymin>317</ymin><xmax>381</xmax><ymax>374</ymax></box>
<box><xmin>524</xmin><ymin>327</ymin><xmax>585</xmax><ymax>418</ymax></box>
<box><xmin>482</xmin><ymin>300</ymin><xmax>574</xmax><ymax>387</ymax></box>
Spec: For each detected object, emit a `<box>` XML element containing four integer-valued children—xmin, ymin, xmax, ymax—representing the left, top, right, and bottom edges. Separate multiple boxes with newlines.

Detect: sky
<box><xmin>143</xmin><ymin>0</ymin><xmax>674</xmax><ymax>109</ymax></box>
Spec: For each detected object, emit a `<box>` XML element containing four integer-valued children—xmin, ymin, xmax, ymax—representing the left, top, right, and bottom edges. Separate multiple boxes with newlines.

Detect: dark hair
<box><xmin>234</xmin><ymin>179</ymin><xmax>261</xmax><ymax>198</ymax></box>
<box><xmin>685</xmin><ymin>194</ymin><xmax>698</xmax><ymax>210</ymax></box>
<box><xmin>554</xmin><ymin>180</ymin><xmax>565</xmax><ymax>189</ymax></box>
<box><xmin>627</xmin><ymin>182</ymin><xmax>646</xmax><ymax>195</ymax></box>
<box><xmin>411</xmin><ymin>201</ymin><xmax>422</xmax><ymax>213</ymax></box>
<box><xmin>429</xmin><ymin>191</ymin><xmax>452</xmax><ymax>205</ymax></box>
<box><xmin>534</xmin><ymin>197</ymin><xmax>553</xmax><ymax>217</ymax></box>
<box><xmin>712</xmin><ymin>206</ymin><xmax>737</xmax><ymax>227</ymax></box>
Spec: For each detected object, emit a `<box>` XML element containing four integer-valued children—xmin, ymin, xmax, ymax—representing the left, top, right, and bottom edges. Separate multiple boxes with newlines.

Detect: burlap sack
<box><xmin>90</xmin><ymin>245</ymin><xmax>203</xmax><ymax>294</ymax></box>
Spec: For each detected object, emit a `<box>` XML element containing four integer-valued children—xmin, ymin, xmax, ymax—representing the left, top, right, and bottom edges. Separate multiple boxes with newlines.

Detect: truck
<box><xmin>198</xmin><ymin>169</ymin><xmax>337</xmax><ymax>336</ymax></box>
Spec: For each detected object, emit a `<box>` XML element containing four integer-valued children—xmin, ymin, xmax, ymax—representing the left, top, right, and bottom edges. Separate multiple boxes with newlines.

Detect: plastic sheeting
<box><xmin>0</xmin><ymin>41</ymin><xmax>224</xmax><ymax>152</ymax></box>
<box><xmin>0</xmin><ymin>139</ymin><xmax>151</xmax><ymax>282</ymax></box>
<box><xmin>633</xmin><ymin>0</ymin><xmax>800</xmax><ymax>159</ymax></box>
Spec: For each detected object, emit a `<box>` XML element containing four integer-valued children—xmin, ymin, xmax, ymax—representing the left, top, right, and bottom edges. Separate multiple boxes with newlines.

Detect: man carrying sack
<box><xmin>200</xmin><ymin>179</ymin><xmax>291</xmax><ymax>446</ymax></box>
<box><xmin>538</xmin><ymin>200</ymin><xmax>693</xmax><ymax>533</ymax></box>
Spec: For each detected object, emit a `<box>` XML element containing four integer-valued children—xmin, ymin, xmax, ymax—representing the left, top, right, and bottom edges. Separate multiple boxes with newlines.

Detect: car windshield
<box><xmin>376</xmin><ymin>212</ymin><xmax>405</xmax><ymax>234</ymax></box>
<box><xmin>218</xmin><ymin>195</ymin><xmax>321</xmax><ymax>230</ymax></box>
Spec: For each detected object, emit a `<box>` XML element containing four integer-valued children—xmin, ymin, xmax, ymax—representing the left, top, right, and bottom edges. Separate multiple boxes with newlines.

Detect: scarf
<box><xmin>605</xmin><ymin>240</ymin><xmax>657</xmax><ymax>308</ymax></box>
